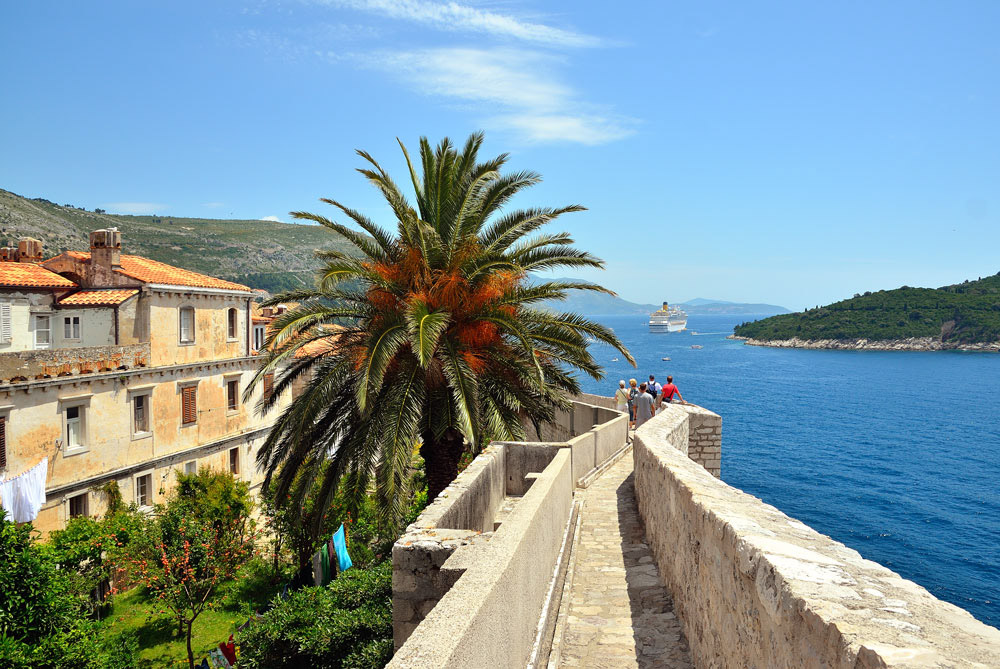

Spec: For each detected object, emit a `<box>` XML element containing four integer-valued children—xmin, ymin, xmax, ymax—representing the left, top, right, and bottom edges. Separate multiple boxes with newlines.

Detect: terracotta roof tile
<box><xmin>0</xmin><ymin>263</ymin><xmax>77</xmax><ymax>289</ymax></box>
<box><xmin>58</xmin><ymin>289</ymin><xmax>139</xmax><ymax>306</ymax></box>
<box><xmin>64</xmin><ymin>252</ymin><xmax>251</xmax><ymax>292</ymax></box>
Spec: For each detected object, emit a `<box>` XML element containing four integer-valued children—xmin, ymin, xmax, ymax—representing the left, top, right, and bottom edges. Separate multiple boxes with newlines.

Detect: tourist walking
<box><xmin>615</xmin><ymin>380</ymin><xmax>630</xmax><ymax>413</ymax></box>
<box><xmin>647</xmin><ymin>375</ymin><xmax>662</xmax><ymax>402</ymax></box>
<box><xmin>634</xmin><ymin>382</ymin><xmax>656</xmax><ymax>429</ymax></box>
<box><xmin>658</xmin><ymin>375</ymin><xmax>685</xmax><ymax>407</ymax></box>
<box><xmin>627</xmin><ymin>378</ymin><xmax>639</xmax><ymax>428</ymax></box>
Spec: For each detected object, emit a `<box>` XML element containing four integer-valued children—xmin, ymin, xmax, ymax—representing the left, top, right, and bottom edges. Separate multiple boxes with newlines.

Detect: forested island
<box><xmin>732</xmin><ymin>273</ymin><xmax>1000</xmax><ymax>351</ymax></box>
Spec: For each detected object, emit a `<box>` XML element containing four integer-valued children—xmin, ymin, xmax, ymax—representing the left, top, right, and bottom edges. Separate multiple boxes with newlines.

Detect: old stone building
<box><xmin>0</xmin><ymin>229</ymin><xmax>290</xmax><ymax>533</ymax></box>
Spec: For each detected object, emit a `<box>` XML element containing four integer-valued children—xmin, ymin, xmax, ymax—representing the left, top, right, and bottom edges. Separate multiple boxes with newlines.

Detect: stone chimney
<box><xmin>17</xmin><ymin>238</ymin><xmax>43</xmax><ymax>263</ymax></box>
<box><xmin>90</xmin><ymin>228</ymin><xmax>122</xmax><ymax>268</ymax></box>
<box><xmin>0</xmin><ymin>246</ymin><xmax>18</xmax><ymax>262</ymax></box>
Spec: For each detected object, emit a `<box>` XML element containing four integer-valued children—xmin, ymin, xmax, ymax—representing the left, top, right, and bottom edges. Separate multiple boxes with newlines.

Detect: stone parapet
<box><xmin>633</xmin><ymin>405</ymin><xmax>1000</xmax><ymax>668</ymax></box>
<box><xmin>0</xmin><ymin>343</ymin><xmax>150</xmax><ymax>382</ymax></box>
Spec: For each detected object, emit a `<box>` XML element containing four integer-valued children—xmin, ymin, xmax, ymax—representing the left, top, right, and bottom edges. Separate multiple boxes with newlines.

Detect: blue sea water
<box><xmin>578</xmin><ymin>314</ymin><xmax>1000</xmax><ymax>626</ymax></box>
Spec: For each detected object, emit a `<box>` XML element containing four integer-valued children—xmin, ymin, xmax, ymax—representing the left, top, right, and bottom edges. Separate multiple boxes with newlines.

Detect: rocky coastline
<box><xmin>728</xmin><ymin>334</ymin><xmax>1000</xmax><ymax>352</ymax></box>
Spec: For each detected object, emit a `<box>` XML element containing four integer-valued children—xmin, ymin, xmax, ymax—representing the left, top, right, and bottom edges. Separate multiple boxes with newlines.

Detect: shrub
<box><xmin>237</xmin><ymin>562</ymin><xmax>393</xmax><ymax>669</ymax></box>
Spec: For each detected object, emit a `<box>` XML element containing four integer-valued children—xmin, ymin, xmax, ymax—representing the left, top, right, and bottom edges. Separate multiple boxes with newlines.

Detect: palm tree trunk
<box><xmin>421</xmin><ymin>427</ymin><xmax>466</xmax><ymax>502</ymax></box>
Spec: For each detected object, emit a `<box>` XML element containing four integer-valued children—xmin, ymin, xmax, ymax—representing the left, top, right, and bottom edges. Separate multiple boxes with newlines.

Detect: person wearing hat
<box><xmin>615</xmin><ymin>380</ymin><xmax>630</xmax><ymax>413</ymax></box>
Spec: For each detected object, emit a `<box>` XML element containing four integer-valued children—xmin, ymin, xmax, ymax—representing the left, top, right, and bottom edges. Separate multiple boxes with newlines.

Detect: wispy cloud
<box><xmin>202</xmin><ymin>201</ymin><xmax>225</xmax><ymax>208</ymax></box>
<box><xmin>309</xmin><ymin>0</ymin><xmax>601</xmax><ymax>47</ymax></box>
<box><xmin>373</xmin><ymin>48</ymin><xmax>635</xmax><ymax>144</ymax></box>
<box><xmin>105</xmin><ymin>202</ymin><xmax>166</xmax><ymax>215</ymax></box>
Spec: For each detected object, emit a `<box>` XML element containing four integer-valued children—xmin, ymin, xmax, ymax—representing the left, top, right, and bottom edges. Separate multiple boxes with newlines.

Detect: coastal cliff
<box><xmin>730</xmin><ymin>334</ymin><xmax>1000</xmax><ymax>352</ymax></box>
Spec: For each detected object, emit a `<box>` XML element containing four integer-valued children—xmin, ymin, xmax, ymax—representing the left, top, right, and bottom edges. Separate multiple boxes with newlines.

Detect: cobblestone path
<box><xmin>556</xmin><ymin>455</ymin><xmax>693</xmax><ymax>668</ymax></box>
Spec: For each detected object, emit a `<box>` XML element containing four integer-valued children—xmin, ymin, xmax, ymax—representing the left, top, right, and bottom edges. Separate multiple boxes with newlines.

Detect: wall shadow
<box><xmin>616</xmin><ymin>472</ymin><xmax>692</xmax><ymax>668</ymax></box>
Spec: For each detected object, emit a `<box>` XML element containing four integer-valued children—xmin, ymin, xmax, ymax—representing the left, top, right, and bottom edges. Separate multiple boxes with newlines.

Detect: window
<box><xmin>63</xmin><ymin>316</ymin><xmax>81</xmax><ymax>340</ymax></box>
<box><xmin>0</xmin><ymin>301</ymin><xmax>11</xmax><ymax>344</ymax></box>
<box><xmin>179</xmin><ymin>307</ymin><xmax>195</xmax><ymax>343</ymax></box>
<box><xmin>184</xmin><ymin>460</ymin><xmax>197</xmax><ymax>476</ymax></box>
<box><xmin>65</xmin><ymin>406</ymin><xmax>83</xmax><ymax>449</ymax></box>
<box><xmin>229</xmin><ymin>448</ymin><xmax>239</xmax><ymax>475</ymax></box>
<box><xmin>135</xmin><ymin>474</ymin><xmax>151</xmax><ymax>507</ymax></box>
<box><xmin>0</xmin><ymin>416</ymin><xmax>6</xmax><ymax>470</ymax></box>
<box><xmin>133</xmin><ymin>394</ymin><xmax>149</xmax><ymax>434</ymax></box>
<box><xmin>69</xmin><ymin>493</ymin><xmax>88</xmax><ymax>518</ymax></box>
<box><xmin>227</xmin><ymin>308</ymin><xmax>238</xmax><ymax>339</ymax></box>
<box><xmin>181</xmin><ymin>385</ymin><xmax>197</xmax><ymax>425</ymax></box>
<box><xmin>253</xmin><ymin>325</ymin><xmax>266</xmax><ymax>352</ymax></box>
<box><xmin>263</xmin><ymin>372</ymin><xmax>274</xmax><ymax>401</ymax></box>
<box><xmin>227</xmin><ymin>379</ymin><xmax>239</xmax><ymax>411</ymax></box>
<box><xmin>34</xmin><ymin>315</ymin><xmax>50</xmax><ymax>349</ymax></box>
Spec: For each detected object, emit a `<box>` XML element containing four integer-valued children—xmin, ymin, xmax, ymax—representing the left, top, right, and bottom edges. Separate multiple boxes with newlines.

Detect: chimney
<box><xmin>0</xmin><ymin>246</ymin><xmax>18</xmax><ymax>262</ymax></box>
<box><xmin>17</xmin><ymin>238</ymin><xmax>43</xmax><ymax>263</ymax></box>
<box><xmin>90</xmin><ymin>228</ymin><xmax>122</xmax><ymax>268</ymax></box>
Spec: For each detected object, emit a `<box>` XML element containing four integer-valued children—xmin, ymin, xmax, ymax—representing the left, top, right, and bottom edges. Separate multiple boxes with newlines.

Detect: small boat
<box><xmin>611</xmin><ymin>357</ymin><xmax>619</xmax><ymax>362</ymax></box>
<box><xmin>690</xmin><ymin>345</ymin><xmax>703</xmax><ymax>349</ymax></box>
<box><xmin>661</xmin><ymin>357</ymin><xmax>671</xmax><ymax>361</ymax></box>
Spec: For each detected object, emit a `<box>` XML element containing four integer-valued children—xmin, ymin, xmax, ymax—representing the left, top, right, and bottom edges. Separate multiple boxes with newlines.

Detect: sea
<box><xmin>578</xmin><ymin>313</ymin><xmax>1000</xmax><ymax>626</ymax></box>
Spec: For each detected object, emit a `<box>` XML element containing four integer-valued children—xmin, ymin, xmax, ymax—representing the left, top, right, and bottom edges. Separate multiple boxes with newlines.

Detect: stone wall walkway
<box><xmin>554</xmin><ymin>455</ymin><xmax>692</xmax><ymax>668</ymax></box>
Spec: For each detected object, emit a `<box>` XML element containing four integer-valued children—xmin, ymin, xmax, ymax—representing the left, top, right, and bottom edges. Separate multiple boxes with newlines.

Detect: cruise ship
<box><xmin>649</xmin><ymin>302</ymin><xmax>688</xmax><ymax>331</ymax></box>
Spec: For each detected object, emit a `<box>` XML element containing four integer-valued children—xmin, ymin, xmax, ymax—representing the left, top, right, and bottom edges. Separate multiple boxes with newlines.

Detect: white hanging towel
<box><xmin>0</xmin><ymin>457</ymin><xmax>48</xmax><ymax>523</ymax></box>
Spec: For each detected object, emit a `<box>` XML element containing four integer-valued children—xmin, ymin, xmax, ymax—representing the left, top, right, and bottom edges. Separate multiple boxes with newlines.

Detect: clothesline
<box><xmin>0</xmin><ymin>457</ymin><xmax>48</xmax><ymax>523</ymax></box>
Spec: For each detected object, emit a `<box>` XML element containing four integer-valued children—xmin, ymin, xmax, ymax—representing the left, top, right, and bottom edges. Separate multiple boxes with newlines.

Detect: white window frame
<box><xmin>184</xmin><ymin>460</ymin><xmax>197</xmax><ymax>476</ymax></box>
<box><xmin>253</xmin><ymin>325</ymin><xmax>266</xmax><ymax>352</ymax></box>
<box><xmin>60</xmin><ymin>397</ymin><xmax>91</xmax><ymax>456</ymax></box>
<box><xmin>229</xmin><ymin>447</ymin><xmax>240</xmax><ymax>477</ymax></box>
<box><xmin>227</xmin><ymin>307</ymin><xmax>238</xmax><ymax>341</ymax></box>
<box><xmin>67</xmin><ymin>492</ymin><xmax>89</xmax><ymax>519</ymax></box>
<box><xmin>179</xmin><ymin>306</ymin><xmax>195</xmax><ymax>345</ymax></box>
<box><xmin>224</xmin><ymin>374</ymin><xmax>241</xmax><ymax>414</ymax></box>
<box><xmin>130</xmin><ymin>390</ymin><xmax>153</xmax><ymax>440</ymax></box>
<box><xmin>63</xmin><ymin>315</ymin><xmax>81</xmax><ymax>340</ymax></box>
<box><xmin>34</xmin><ymin>314</ymin><xmax>51</xmax><ymax>349</ymax></box>
<box><xmin>134</xmin><ymin>469</ymin><xmax>154</xmax><ymax>509</ymax></box>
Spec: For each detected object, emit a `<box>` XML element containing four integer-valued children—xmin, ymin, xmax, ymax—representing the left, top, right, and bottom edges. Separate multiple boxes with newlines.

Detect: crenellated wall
<box><xmin>633</xmin><ymin>404</ymin><xmax>1000</xmax><ymax>668</ymax></box>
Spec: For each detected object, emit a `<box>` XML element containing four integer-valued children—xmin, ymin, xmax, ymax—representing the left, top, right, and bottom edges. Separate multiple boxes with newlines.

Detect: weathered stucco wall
<box><xmin>148</xmin><ymin>291</ymin><xmax>248</xmax><ymax>367</ymax></box>
<box><xmin>633</xmin><ymin>405</ymin><xmax>1000</xmax><ymax>668</ymax></box>
<box><xmin>1</xmin><ymin>359</ymin><xmax>289</xmax><ymax>534</ymax></box>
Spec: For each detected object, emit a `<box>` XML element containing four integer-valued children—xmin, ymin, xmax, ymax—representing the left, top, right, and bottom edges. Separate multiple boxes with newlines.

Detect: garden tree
<box><xmin>120</xmin><ymin>470</ymin><xmax>258</xmax><ymax>669</ymax></box>
<box><xmin>251</xmin><ymin>132</ymin><xmax>634</xmax><ymax>538</ymax></box>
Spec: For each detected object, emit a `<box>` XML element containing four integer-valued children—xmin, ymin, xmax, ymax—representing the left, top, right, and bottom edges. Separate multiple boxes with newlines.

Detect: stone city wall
<box><xmin>391</xmin><ymin>398</ymin><xmax>628</xmax><ymax>663</ymax></box>
<box><xmin>390</xmin><ymin>445</ymin><xmax>573</xmax><ymax>667</ymax></box>
<box><xmin>633</xmin><ymin>405</ymin><xmax>1000</xmax><ymax>668</ymax></box>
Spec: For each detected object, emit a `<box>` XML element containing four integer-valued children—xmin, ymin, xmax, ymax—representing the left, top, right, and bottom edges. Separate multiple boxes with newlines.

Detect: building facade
<box><xmin>0</xmin><ymin>230</ymin><xmax>289</xmax><ymax>533</ymax></box>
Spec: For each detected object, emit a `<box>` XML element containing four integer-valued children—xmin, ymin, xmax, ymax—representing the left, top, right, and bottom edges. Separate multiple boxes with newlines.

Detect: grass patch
<box><xmin>98</xmin><ymin>560</ymin><xmax>283</xmax><ymax>668</ymax></box>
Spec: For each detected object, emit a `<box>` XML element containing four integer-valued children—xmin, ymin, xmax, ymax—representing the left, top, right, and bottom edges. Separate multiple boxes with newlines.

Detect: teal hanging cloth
<box><xmin>333</xmin><ymin>523</ymin><xmax>352</xmax><ymax>571</ymax></box>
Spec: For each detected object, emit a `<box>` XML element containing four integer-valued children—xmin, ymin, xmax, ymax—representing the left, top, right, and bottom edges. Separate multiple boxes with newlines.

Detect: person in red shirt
<box><xmin>658</xmin><ymin>375</ymin><xmax>685</xmax><ymax>408</ymax></box>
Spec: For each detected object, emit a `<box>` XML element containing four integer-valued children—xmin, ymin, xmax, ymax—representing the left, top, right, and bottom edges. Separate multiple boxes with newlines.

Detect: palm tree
<box><xmin>252</xmin><ymin>133</ymin><xmax>634</xmax><ymax>535</ymax></box>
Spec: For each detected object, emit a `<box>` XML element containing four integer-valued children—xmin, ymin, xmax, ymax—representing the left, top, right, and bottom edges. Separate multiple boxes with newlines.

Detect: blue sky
<box><xmin>2</xmin><ymin>1</ymin><xmax>999</xmax><ymax>310</ymax></box>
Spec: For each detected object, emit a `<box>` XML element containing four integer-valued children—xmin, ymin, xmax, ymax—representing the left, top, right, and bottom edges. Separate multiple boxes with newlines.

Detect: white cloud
<box><xmin>372</xmin><ymin>47</ymin><xmax>635</xmax><ymax>145</ymax></box>
<box><xmin>105</xmin><ymin>202</ymin><xmax>166</xmax><ymax>215</ymax></box>
<box><xmin>261</xmin><ymin>215</ymin><xmax>284</xmax><ymax>222</ymax></box>
<box><xmin>311</xmin><ymin>0</ymin><xmax>600</xmax><ymax>47</ymax></box>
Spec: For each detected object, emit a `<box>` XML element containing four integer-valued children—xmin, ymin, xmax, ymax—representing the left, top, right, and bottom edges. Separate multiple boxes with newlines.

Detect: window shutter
<box><xmin>0</xmin><ymin>303</ymin><xmax>10</xmax><ymax>344</ymax></box>
<box><xmin>263</xmin><ymin>373</ymin><xmax>274</xmax><ymax>400</ymax></box>
<box><xmin>0</xmin><ymin>417</ymin><xmax>6</xmax><ymax>470</ymax></box>
<box><xmin>182</xmin><ymin>386</ymin><xmax>197</xmax><ymax>425</ymax></box>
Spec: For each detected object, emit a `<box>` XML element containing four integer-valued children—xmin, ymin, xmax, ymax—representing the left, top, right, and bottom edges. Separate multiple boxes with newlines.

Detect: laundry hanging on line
<box><xmin>0</xmin><ymin>457</ymin><xmax>48</xmax><ymax>523</ymax></box>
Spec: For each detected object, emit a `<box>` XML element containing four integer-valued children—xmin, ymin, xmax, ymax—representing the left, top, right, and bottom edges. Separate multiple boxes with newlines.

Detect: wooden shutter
<box><xmin>263</xmin><ymin>373</ymin><xmax>274</xmax><ymax>400</ymax></box>
<box><xmin>0</xmin><ymin>416</ymin><xmax>6</xmax><ymax>470</ymax></box>
<box><xmin>181</xmin><ymin>386</ymin><xmax>197</xmax><ymax>425</ymax></box>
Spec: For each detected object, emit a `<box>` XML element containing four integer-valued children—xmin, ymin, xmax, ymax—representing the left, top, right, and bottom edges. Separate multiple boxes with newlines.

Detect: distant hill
<box><xmin>0</xmin><ymin>188</ymin><xmax>352</xmax><ymax>293</ymax></box>
<box><xmin>539</xmin><ymin>279</ymin><xmax>788</xmax><ymax>316</ymax></box>
<box><xmin>733</xmin><ymin>273</ymin><xmax>1000</xmax><ymax>345</ymax></box>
